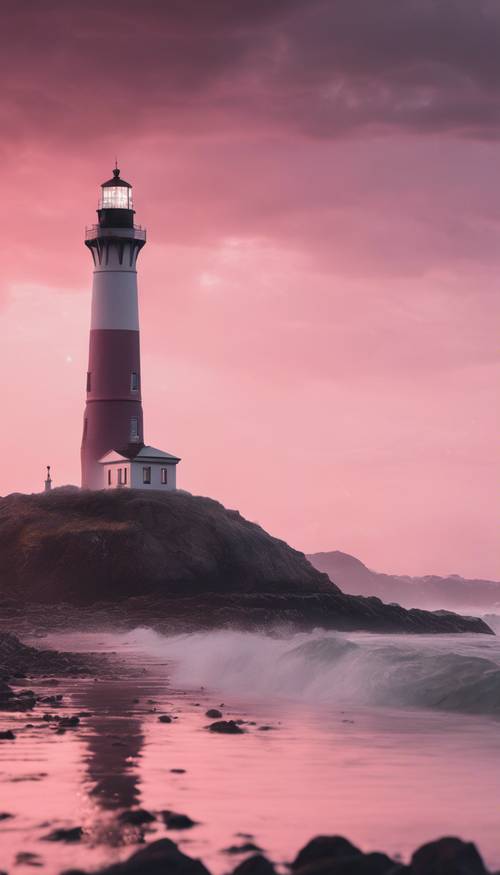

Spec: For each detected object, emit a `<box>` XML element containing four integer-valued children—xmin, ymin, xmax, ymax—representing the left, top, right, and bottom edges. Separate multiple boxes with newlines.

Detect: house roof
<box><xmin>98</xmin><ymin>444</ymin><xmax>181</xmax><ymax>465</ymax></box>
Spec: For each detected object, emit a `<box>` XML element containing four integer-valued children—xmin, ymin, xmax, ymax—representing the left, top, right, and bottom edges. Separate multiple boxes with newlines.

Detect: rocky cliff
<box><xmin>0</xmin><ymin>489</ymin><xmax>492</xmax><ymax>635</ymax></box>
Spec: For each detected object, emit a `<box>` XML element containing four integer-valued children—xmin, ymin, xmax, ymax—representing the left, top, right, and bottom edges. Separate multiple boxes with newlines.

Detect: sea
<box><xmin>0</xmin><ymin>627</ymin><xmax>499</xmax><ymax>873</ymax></box>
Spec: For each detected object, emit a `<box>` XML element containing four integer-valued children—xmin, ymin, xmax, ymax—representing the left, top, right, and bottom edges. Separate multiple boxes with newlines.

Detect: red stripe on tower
<box><xmin>81</xmin><ymin>166</ymin><xmax>147</xmax><ymax>489</ymax></box>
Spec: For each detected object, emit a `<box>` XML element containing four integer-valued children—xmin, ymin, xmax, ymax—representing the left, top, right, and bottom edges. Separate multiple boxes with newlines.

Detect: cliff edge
<box><xmin>0</xmin><ymin>489</ymin><xmax>492</xmax><ymax>635</ymax></box>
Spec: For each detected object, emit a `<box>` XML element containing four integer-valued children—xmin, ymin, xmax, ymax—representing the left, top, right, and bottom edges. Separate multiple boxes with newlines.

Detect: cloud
<box><xmin>2</xmin><ymin>0</ymin><xmax>500</xmax><ymax>150</ymax></box>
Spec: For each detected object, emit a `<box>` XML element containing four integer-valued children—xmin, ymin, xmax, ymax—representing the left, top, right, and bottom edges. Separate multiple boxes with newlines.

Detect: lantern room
<box><xmin>99</xmin><ymin>166</ymin><xmax>133</xmax><ymax>210</ymax></box>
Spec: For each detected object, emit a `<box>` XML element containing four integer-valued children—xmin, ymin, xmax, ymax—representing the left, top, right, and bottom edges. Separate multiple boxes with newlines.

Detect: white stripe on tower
<box><xmin>90</xmin><ymin>254</ymin><xmax>140</xmax><ymax>331</ymax></box>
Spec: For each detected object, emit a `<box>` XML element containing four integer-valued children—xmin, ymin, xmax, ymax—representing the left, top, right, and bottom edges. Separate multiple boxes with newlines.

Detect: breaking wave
<box><xmin>128</xmin><ymin>627</ymin><xmax>500</xmax><ymax>717</ymax></box>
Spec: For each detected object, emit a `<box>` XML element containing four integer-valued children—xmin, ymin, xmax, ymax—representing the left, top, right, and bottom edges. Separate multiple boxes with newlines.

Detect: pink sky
<box><xmin>1</xmin><ymin>1</ymin><xmax>499</xmax><ymax>579</ymax></box>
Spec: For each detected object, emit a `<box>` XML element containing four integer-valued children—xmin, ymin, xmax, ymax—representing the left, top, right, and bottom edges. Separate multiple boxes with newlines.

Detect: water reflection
<box><xmin>77</xmin><ymin>680</ymin><xmax>145</xmax><ymax>812</ymax></box>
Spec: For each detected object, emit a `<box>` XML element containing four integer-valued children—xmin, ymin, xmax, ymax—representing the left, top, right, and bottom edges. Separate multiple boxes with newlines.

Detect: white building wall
<box><xmin>101</xmin><ymin>461</ymin><xmax>177</xmax><ymax>491</ymax></box>
<box><xmin>130</xmin><ymin>461</ymin><xmax>177</xmax><ymax>491</ymax></box>
<box><xmin>103</xmin><ymin>462</ymin><xmax>131</xmax><ymax>489</ymax></box>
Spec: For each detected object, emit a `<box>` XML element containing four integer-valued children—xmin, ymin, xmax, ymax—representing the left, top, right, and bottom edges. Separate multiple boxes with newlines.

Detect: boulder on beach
<box><xmin>291</xmin><ymin>836</ymin><xmax>363</xmax><ymax>869</ymax></box>
<box><xmin>61</xmin><ymin>837</ymin><xmax>211</xmax><ymax>875</ymax></box>
<box><xmin>231</xmin><ymin>856</ymin><xmax>276</xmax><ymax>875</ymax></box>
<box><xmin>410</xmin><ymin>836</ymin><xmax>488</xmax><ymax>874</ymax></box>
<box><xmin>59</xmin><ymin>834</ymin><xmax>496</xmax><ymax>875</ymax></box>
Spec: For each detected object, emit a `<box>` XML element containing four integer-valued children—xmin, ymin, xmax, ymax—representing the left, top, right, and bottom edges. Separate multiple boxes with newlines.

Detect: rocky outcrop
<box><xmin>0</xmin><ymin>631</ymin><xmax>97</xmax><ymax>680</ymax></box>
<box><xmin>0</xmin><ymin>488</ymin><xmax>333</xmax><ymax>604</ymax></box>
<box><xmin>0</xmin><ymin>631</ymin><xmax>107</xmax><ymax>715</ymax></box>
<box><xmin>0</xmin><ymin>490</ymin><xmax>493</xmax><ymax>635</ymax></box>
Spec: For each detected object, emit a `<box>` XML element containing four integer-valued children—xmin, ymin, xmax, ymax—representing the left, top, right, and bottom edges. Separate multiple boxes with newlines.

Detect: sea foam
<box><xmin>126</xmin><ymin>627</ymin><xmax>500</xmax><ymax>716</ymax></box>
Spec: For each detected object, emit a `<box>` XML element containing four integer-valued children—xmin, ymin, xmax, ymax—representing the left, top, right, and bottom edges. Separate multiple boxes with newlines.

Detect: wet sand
<box><xmin>0</xmin><ymin>631</ymin><xmax>499</xmax><ymax>874</ymax></box>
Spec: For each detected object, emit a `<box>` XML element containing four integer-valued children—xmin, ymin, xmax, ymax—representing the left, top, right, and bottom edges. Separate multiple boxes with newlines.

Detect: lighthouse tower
<box><xmin>81</xmin><ymin>167</ymin><xmax>180</xmax><ymax>491</ymax></box>
<box><xmin>81</xmin><ymin>167</ymin><xmax>146</xmax><ymax>488</ymax></box>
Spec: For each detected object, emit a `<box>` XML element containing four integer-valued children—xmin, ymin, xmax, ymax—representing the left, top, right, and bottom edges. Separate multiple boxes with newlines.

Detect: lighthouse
<box><xmin>81</xmin><ymin>167</ymin><xmax>180</xmax><ymax>490</ymax></box>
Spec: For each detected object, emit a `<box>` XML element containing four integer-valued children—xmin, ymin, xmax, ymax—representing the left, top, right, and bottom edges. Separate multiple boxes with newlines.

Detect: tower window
<box><xmin>161</xmin><ymin>467</ymin><xmax>168</xmax><ymax>485</ymax></box>
<box><xmin>143</xmin><ymin>466</ymin><xmax>151</xmax><ymax>485</ymax></box>
<box><xmin>86</xmin><ymin>372</ymin><xmax>91</xmax><ymax>392</ymax></box>
<box><xmin>130</xmin><ymin>417</ymin><xmax>139</xmax><ymax>440</ymax></box>
<box><xmin>107</xmin><ymin>469</ymin><xmax>112</xmax><ymax>486</ymax></box>
<box><xmin>131</xmin><ymin>372</ymin><xmax>139</xmax><ymax>392</ymax></box>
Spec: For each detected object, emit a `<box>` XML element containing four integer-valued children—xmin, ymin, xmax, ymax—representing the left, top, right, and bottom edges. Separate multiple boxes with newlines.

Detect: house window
<box><xmin>143</xmin><ymin>466</ymin><xmax>151</xmax><ymax>484</ymax></box>
<box><xmin>123</xmin><ymin>467</ymin><xmax>127</xmax><ymax>485</ymax></box>
<box><xmin>130</xmin><ymin>417</ymin><xmax>139</xmax><ymax>440</ymax></box>
<box><xmin>107</xmin><ymin>469</ymin><xmax>112</xmax><ymax>486</ymax></box>
<box><xmin>86</xmin><ymin>372</ymin><xmax>91</xmax><ymax>392</ymax></box>
<box><xmin>131</xmin><ymin>372</ymin><xmax>139</xmax><ymax>392</ymax></box>
<box><xmin>118</xmin><ymin>468</ymin><xmax>123</xmax><ymax>485</ymax></box>
<box><xmin>161</xmin><ymin>467</ymin><xmax>168</xmax><ymax>485</ymax></box>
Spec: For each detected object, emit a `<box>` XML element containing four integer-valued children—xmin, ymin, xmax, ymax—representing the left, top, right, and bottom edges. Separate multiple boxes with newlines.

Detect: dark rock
<box><xmin>231</xmin><ymin>855</ymin><xmax>276</xmax><ymax>875</ymax></box>
<box><xmin>294</xmin><ymin>852</ymin><xmax>396</xmax><ymax>874</ymax></box>
<box><xmin>0</xmin><ymin>730</ymin><xmax>15</xmax><ymax>740</ymax></box>
<box><xmin>59</xmin><ymin>716</ymin><xmax>80</xmax><ymax>728</ymax></box>
<box><xmin>225</xmin><ymin>843</ymin><xmax>263</xmax><ymax>855</ymax></box>
<box><xmin>206</xmin><ymin>709</ymin><xmax>223</xmax><ymax>718</ymax></box>
<box><xmin>0</xmin><ymin>489</ymin><xmax>332</xmax><ymax>605</ymax></box>
<box><xmin>258</xmin><ymin>725</ymin><xmax>276</xmax><ymax>731</ymax></box>
<box><xmin>16</xmin><ymin>851</ymin><xmax>44</xmax><ymax>866</ymax></box>
<box><xmin>43</xmin><ymin>826</ymin><xmax>83</xmax><ymax>842</ymax></box>
<box><xmin>162</xmin><ymin>810</ymin><xmax>198</xmax><ymax>830</ymax></box>
<box><xmin>0</xmin><ymin>681</ymin><xmax>37</xmax><ymax>712</ymax></box>
<box><xmin>118</xmin><ymin>808</ymin><xmax>156</xmax><ymax>826</ymax></box>
<box><xmin>60</xmin><ymin>837</ymin><xmax>212</xmax><ymax>875</ymax></box>
<box><xmin>410</xmin><ymin>837</ymin><xmax>487</xmax><ymax>874</ymax></box>
<box><xmin>292</xmin><ymin>837</ymin><xmax>362</xmax><ymax>869</ymax></box>
<box><xmin>0</xmin><ymin>812</ymin><xmax>13</xmax><ymax>820</ymax></box>
<box><xmin>0</xmin><ymin>497</ymin><xmax>491</xmax><ymax>633</ymax></box>
<box><xmin>170</xmin><ymin>768</ymin><xmax>186</xmax><ymax>774</ymax></box>
<box><xmin>208</xmin><ymin>720</ymin><xmax>245</xmax><ymax>734</ymax></box>
<box><xmin>158</xmin><ymin>714</ymin><xmax>172</xmax><ymax>723</ymax></box>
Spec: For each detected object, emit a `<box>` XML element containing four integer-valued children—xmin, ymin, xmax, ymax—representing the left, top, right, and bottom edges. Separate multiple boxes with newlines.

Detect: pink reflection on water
<box><xmin>0</xmin><ymin>633</ymin><xmax>499</xmax><ymax>874</ymax></box>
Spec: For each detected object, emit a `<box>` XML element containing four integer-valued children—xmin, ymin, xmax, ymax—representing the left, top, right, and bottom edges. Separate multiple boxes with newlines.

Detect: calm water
<box><xmin>0</xmin><ymin>629</ymin><xmax>499</xmax><ymax>874</ymax></box>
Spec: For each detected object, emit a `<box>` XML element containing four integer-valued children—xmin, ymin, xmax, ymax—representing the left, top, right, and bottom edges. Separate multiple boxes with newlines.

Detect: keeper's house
<box><xmin>99</xmin><ymin>444</ymin><xmax>180</xmax><ymax>491</ymax></box>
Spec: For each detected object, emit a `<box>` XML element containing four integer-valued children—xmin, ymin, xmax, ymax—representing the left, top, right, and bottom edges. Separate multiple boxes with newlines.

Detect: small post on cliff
<box><xmin>44</xmin><ymin>465</ymin><xmax>52</xmax><ymax>492</ymax></box>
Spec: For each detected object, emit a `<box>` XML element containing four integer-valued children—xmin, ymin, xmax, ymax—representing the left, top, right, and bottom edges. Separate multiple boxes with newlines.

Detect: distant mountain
<box><xmin>308</xmin><ymin>551</ymin><xmax>500</xmax><ymax>612</ymax></box>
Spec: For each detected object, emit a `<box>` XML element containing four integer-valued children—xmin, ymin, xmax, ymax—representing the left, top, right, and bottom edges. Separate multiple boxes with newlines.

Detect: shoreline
<box><xmin>1</xmin><ymin>630</ymin><xmax>499</xmax><ymax>874</ymax></box>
